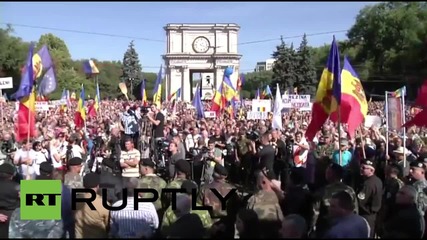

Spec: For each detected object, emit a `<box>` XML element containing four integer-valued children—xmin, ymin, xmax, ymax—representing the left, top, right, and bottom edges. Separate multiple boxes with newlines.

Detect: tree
<box><xmin>347</xmin><ymin>2</ymin><xmax>427</xmax><ymax>79</ymax></box>
<box><xmin>243</xmin><ymin>71</ymin><xmax>274</xmax><ymax>97</ymax></box>
<box><xmin>0</xmin><ymin>26</ymin><xmax>29</xmax><ymax>94</ymax></box>
<box><xmin>295</xmin><ymin>33</ymin><xmax>317</xmax><ymax>95</ymax></box>
<box><xmin>271</xmin><ymin>36</ymin><xmax>299</xmax><ymax>92</ymax></box>
<box><xmin>36</xmin><ymin>33</ymin><xmax>87</xmax><ymax>99</ymax></box>
<box><xmin>121</xmin><ymin>41</ymin><xmax>143</xmax><ymax>96</ymax></box>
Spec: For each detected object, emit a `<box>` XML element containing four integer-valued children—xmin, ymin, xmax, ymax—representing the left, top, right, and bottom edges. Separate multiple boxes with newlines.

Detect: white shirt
<box><xmin>32</xmin><ymin>150</ymin><xmax>48</xmax><ymax>175</ymax></box>
<box><xmin>14</xmin><ymin>149</ymin><xmax>35</xmax><ymax>178</ymax></box>
<box><xmin>110</xmin><ymin>197</ymin><xmax>159</xmax><ymax>239</ymax></box>
<box><xmin>71</xmin><ymin>144</ymin><xmax>84</xmax><ymax>159</ymax></box>
<box><xmin>57</xmin><ymin>141</ymin><xmax>69</xmax><ymax>157</ymax></box>
<box><xmin>185</xmin><ymin>134</ymin><xmax>200</xmax><ymax>152</ymax></box>
<box><xmin>50</xmin><ymin>146</ymin><xmax>63</xmax><ymax>168</ymax></box>
<box><xmin>293</xmin><ymin>138</ymin><xmax>309</xmax><ymax>167</ymax></box>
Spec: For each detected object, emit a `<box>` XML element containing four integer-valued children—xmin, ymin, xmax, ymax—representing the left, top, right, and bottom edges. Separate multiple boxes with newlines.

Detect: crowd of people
<box><xmin>0</xmin><ymin>98</ymin><xmax>426</xmax><ymax>239</ymax></box>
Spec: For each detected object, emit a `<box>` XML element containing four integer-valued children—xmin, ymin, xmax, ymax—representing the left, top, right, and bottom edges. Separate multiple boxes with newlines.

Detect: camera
<box><xmin>246</xmin><ymin>131</ymin><xmax>260</xmax><ymax>141</ymax></box>
<box><xmin>1</xmin><ymin>140</ymin><xmax>16</xmax><ymax>155</ymax></box>
<box><xmin>93</xmin><ymin>136</ymin><xmax>104</xmax><ymax>150</ymax></box>
<box><xmin>140</xmin><ymin>106</ymin><xmax>150</xmax><ymax>115</ymax></box>
<box><xmin>156</xmin><ymin>140</ymin><xmax>170</xmax><ymax>153</ymax></box>
<box><xmin>225</xmin><ymin>143</ymin><xmax>235</xmax><ymax>156</ymax></box>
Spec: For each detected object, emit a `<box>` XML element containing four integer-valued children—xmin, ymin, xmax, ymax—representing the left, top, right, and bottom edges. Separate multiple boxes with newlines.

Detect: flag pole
<box><xmin>338</xmin><ymin>104</ymin><xmax>342</xmax><ymax>166</ymax></box>
<box><xmin>401</xmin><ymin>88</ymin><xmax>407</xmax><ymax>168</ymax></box>
<box><xmin>385</xmin><ymin>91</ymin><xmax>390</xmax><ymax>164</ymax></box>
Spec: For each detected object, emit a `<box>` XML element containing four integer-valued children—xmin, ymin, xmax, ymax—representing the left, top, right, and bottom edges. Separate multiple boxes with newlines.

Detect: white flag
<box><xmin>272</xmin><ymin>84</ymin><xmax>283</xmax><ymax>130</ymax></box>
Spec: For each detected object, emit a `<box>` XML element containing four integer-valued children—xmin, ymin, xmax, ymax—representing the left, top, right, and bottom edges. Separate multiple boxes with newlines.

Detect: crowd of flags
<box><xmin>14</xmin><ymin>36</ymin><xmax>427</xmax><ymax>143</ymax></box>
<box><xmin>12</xmin><ymin>42</ymin><xmax>103</xmax><ymax>140</ymax></box>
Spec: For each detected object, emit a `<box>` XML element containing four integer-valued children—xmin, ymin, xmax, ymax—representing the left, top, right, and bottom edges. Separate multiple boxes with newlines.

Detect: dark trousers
<box><xmin>0</xmin><ymin>209</ymin><xmax>13</xmax><ymax>239</ymax></box>
<box><xmin>362</xmin><ymin>214</ymin><xmax>377</xmax><ymax>238</ymax></box>
<box><xmin>273</xmin><ymin>161</ymin><xmax>289</xmax><ymax>190</ymax></box>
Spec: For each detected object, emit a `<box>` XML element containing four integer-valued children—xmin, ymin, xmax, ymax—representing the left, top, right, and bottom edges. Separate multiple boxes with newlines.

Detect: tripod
<box><xmin>139</xmin><ymin>117</ymin><xmax>150</xmax><ymax>159</ymax></box>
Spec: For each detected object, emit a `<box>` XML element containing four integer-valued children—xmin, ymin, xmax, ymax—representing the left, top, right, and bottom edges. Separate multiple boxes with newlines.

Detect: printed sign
<box><xmin>247</xmin><ymin>111</ymin><xmax>268</xmax><ymax>120</ymax></box>
<box><xmin>36</xmin><ymin>102</ymin><xmax>51</xmax><ymax>111</ymax></box>
<box><xmin>0</xmin><ymin>77</ymin><xmax>13</xmax><ymax>89</ymax></box>
<box><xmin>282</xmin><ymin>94</ymin><xmax>311</xmax><ymax>111</ymax></box>
<box><xmin>204</xmin><ymin>111</ymin><xmax>216</xmax><ymax>118</ymax></box>
<box><xmin>251</xmin><ymin>99</ymin><xmax>271</xmax><ymax>113</ymax></box>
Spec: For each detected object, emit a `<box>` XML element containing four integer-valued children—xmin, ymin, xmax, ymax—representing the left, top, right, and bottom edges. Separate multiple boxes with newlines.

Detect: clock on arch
<box><xmin>192</xmin><ymin>36</ymin><xmax>210</xmax><ymax>53</ymax></box>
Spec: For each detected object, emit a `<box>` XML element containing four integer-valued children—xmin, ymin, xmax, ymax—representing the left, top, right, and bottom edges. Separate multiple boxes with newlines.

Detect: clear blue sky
<box><xmin>1</xmin><ymin>2</ymin><xmax>374</xmax><ymax>73</ymax></box>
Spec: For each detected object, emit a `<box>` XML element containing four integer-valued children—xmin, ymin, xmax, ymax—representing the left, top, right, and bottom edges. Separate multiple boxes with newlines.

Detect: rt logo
<box><xmin>20</xmin><ymin>180</ymin><xmax>62</xmax><ymax>220</ymax></box>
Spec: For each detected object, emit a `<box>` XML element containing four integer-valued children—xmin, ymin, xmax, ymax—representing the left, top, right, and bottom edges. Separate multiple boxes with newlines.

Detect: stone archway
<box><xmin>163</xmin><ymin>23</ymin><xmax>242</xmax><ymax>101</ymax></box>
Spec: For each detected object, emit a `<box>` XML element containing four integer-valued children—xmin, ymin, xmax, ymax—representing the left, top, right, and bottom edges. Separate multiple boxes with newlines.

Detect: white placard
<box><xmin>247</xmin><ymin>111</ymin><xmax>268</xmax><ymax>120</ymax></box>
<box><xmin>35</xmin><ymin>102</ymin><xmax>51</xmax><ymax>111</ymax></box>
<box><xmin>282</xmin><ymin>94</ymin><xmax>311</xmax><ymax>111</ymax></box>
<box><xmin>251</xmin><ymin>99</ymin><xmax>271</xmax><ymax>112</ymax></box>
<box><xmin>364</xmin><ymin>115</ymin><xmax>383</xmax><ymax>128</ymax></box>
<box><xmin>0</xmin><ymin>77</ymin><xmax>13</xmax><ymax>89</ymax></box>
<box><xmin>204</xmin><ymin>111</ymin><xmax>216</xmax><ymax>118</ymax></box>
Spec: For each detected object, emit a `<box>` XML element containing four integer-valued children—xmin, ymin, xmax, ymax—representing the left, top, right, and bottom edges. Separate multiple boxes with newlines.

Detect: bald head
<box><xmin>396</xmin><ymin>185</ymin><xmax>417</xmax><ymax>205</ymax></box>
<box><xmin>280</xmin><ymin>214</ymin><xmax>307</xmax><ymax>238</ymax></box>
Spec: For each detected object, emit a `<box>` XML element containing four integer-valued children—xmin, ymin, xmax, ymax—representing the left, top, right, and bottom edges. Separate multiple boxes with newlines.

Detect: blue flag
<box><xmin>192</xmin><ymin>85</ymin><xmax>205</xmax><ymax>120</ymax></box>
<box><xmin>38</xmin><ymin>67</ymin><xmax>57</xmax><ymax>96</ymax></box>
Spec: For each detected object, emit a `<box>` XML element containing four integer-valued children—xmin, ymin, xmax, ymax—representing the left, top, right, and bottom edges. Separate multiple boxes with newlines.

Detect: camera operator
<box><xmin>235</xmin><ymin>128</ymin><xmax>252</xmax><ymax>186</ymax></box>
<box><xmin>0</xmin><ymin>133</ymin><xmax>16</xmax><ymax>165</ymax></box>
<box><xmin>119</xmin><ymin>138</ymin><xmax>141</xmax><ymax>179</ymax></box>
<box><xmin>249</xmin><ymin>132</ymin><xmax>275</xmax><ymax>175</ymax></box>
<box><xmin>147</xmin><ymin>104</ymin><xmax>165</xmax><ymax>158</ymax></box>
<box><xmin>189</xmin><ymin>138</ymin><xmax>209</xmax><ymax>185</ymax></box>
<box><xmin>168</xmin><ymin>142</ymin><xmax>182</xmax><ymax>179</ymax></box>
<box><xmin>120</xmin><ymin>104</ymin><xmax>141</xmax><ymax>148</ymax></box>
<box><xmin>271</xmin><ymin>130</ymin><xmax>288</xmax><ymax>188</ymax></box>
<box><xmin>172</xmin><ymin>135</ymin><xmax>186</xmax><ymax>160</ymax></box>
<box><xmin>202</xmin><ymin>139</ymin><xmax>224</xmax><ymax>184</ymax></box>
<box><xmin>209</xmin><ymin>127</ymin><xmax>226</xmax><ymax>151</ymax></box>
<box><xmin>292</xmin><ymin>131</ymin><xmax>310</xmax><ymax>168</ymax></box>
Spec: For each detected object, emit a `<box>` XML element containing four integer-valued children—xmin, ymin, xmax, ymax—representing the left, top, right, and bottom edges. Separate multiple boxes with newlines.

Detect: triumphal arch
<box><xmin>163</xmin><ymin>23</ymin><xmax>242</xmax><ymax>101</ymax></box>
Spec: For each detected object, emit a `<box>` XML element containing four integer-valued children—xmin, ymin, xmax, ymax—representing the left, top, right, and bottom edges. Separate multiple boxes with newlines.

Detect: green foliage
<box><xmin>295</xmin><ymin>34</ymin><xmax>317</xmax><ymax>95</ymax></box>
<box><xmin>271</xmin><ymin>36</ymin><xmax>299</xmax><ymax>91</ymax></box>
<box><xmin>0</xmin><ymin>29</ymin><xmax>159</xmax><ymax>100</ymax></box>
<box><xmin>121</xmin><ymin>40</ymin><xmax>143</xmax><ymax>96</ymax></box>
<box><xmin>2</xmin><ymin>2</ymin><xmax>427</xmax><ymax>100</ymax></box>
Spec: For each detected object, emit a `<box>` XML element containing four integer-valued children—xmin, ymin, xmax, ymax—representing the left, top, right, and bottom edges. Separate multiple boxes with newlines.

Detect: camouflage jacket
<box><xmin>166</xmin><ymin>178</ymin><xmax>185</xmax><ymax>189</ymax></box>
<box><xmin>161</xmin><ymin>204</ymin><xmax>213</xmax><ymax>236</ymax></box>
<box><xmin>413</xmin><ymin>179</ymin><xmax>427</xmax><ymax>215</ymax></box>
<box><xmin>64</xmin><ymin>172</ymin><xmax>83</xmax><ymax>189</ymax></box>
<box><xmin>138</xmin><ymin>174</ymin><xmax>167</xmax><ymax>211</ymax></box>
<box><xmin>198</xmin><ymin>180</ymin><xmax>236</xmax><ymax>219</ymax></box>
<box><xmin>164</xmin><ymin>178</ymin><xmax>186</xmax><ymax>208</ymax></box>
<box><xmin>314</xmin><ymin>144</ymin><xmax>335</xmax><ymax>160</ymax></box>
<box><xmin>313</xmin><ymin>182</ymin><xmax>358</xmax><ymax>234</ymax></box>
<box><xmin>8</xmin><ymin>208</ymin><xmax>64</xmax><ymax>238</ymax></box>
<box><xmin>246</xmin><ymin>190</ymin><xmax>284</xmax><ymax>223</ymax></box>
